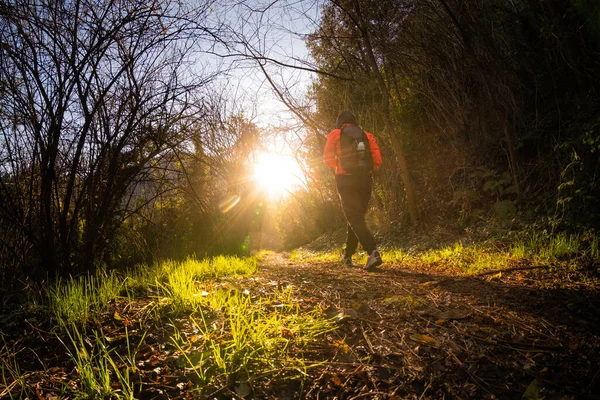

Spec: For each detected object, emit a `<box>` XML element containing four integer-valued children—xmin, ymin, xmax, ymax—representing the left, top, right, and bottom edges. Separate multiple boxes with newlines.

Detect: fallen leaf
<box><xmin>446</xmin><ymin>339</ymin><xmax>461</xmax><ymax>353</ymax></box>
<box><xmin>435</xmin><ymin>309</ymin><xmax>472</xmax><ymax>321</ymax></box>
<box><xmin>280</xmin><ymin>328</ymin><xmax>294</xmax><ymax>338</ymax></box>
<box><xmin>568</xmin><ymin>341</ymin><xmax>579</xmax><ymax>351</ymax></box>
<box><xmin>332</xmin><ymin>339</ymin><xmax>350</xmax><ymax>354</ymax></box>
<box><xmin>331</xmin><ymin>374</ymin><xmax>343</xmax><ymax>386</ymax></box>
<box><xmin>341</xmin><ymin>308</ymin><xmax>359</xmax><ymax>320</ymax></box>
<box><xmin>522</xmin><ymin>379</ymin><xmax>541</xmax><ymax>400</ymax></box>
<box><xmin>409</xmin><ymin>333</ymin><xmax>440</xmax><ymax>348</ymax></box>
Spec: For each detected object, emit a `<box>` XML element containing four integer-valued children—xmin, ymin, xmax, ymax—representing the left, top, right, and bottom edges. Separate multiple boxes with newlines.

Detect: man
<box><xmin>323</xmin><ymin>111</ymin><xmax>383</xmax><ymax>271</ymax></box>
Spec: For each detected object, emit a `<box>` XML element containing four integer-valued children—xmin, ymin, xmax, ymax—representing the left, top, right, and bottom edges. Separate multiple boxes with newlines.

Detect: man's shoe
<box><xmin>342</xmin><ymin>256</ymin><xmax>354</xmax><ymax>267</ymax></box>
<box><xmin>364</xmin><ymin>250</ymin><xmax>382</xmax><ymax>271</ymax></box>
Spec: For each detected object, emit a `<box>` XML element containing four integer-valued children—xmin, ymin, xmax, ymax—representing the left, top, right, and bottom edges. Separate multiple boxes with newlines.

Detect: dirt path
<box><xmin>257</xmin><ymin>253</ymin><xmax>600</xmax><ymax>399</ymax></box>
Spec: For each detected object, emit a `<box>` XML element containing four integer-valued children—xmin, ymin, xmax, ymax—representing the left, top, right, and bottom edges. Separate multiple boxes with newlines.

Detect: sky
<box><xmin>188</xmin><ymin>0</ymin><xmax>327</xmax><ymax>189</ymax></box>
<box><xmin>208</xmin><ymin>0</ymin><xmax>324</xmax><ymax>129</ymax></box>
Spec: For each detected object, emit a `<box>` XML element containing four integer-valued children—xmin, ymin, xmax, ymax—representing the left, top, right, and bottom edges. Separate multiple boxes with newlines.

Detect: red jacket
<box><xmin>323</xmin><ymin>124</ymin><xmax>382</xmax><ymax>175</ymax></box>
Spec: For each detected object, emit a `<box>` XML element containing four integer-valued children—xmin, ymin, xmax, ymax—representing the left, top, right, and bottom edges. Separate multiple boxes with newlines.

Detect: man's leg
<box><xmin>345</xmin><ymin>222</ymin><xmax>359</xmax><ymax>257</ymax></box>
<box><xmin>336</xmin><ymin>175</ymin><xmax>376</xmax><ymax>254</ymax></box>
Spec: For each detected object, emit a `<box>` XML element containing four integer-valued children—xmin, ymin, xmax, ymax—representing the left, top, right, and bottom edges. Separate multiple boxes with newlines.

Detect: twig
<box><xmin>361</xmin><ymin>326</ymin><xmax>375</xmax><ymax>354</ymax></box>
<box><xmin>465</xmin><ymin>367</ymin><xmax>498</xmax><ymax>397</ymax></box>
<box><xmin>419</xmin><ymin>378</ymin><xmax>433</xmax><ymax>400</ymax></box>
<box><xmin>474</xmin><ymin>265</ymin><xmax>550</xmax><ymax>277</ymax></box>
<box><xmin>466</xmin><ymin>331</ymin><xmax>563</xmax><ymax>353</ymax></box>
<box><xmin>348</xmin><ymin>391</ymin><xmax>390</xmax><ymax>400</ymax></box>
<box><xmin>321</xmin><ymin>361</ymin><xmax>405</xmax><ymax>371</ymax></box>
<box><xmin>0</xmin><ymin>380</ymin><xmax>18</xmax><ymax>398</ymax></box>
<box><xmin>24</xmin><ymin>319</ymin><xmax>51</xmax><ymax>339</ymax></box>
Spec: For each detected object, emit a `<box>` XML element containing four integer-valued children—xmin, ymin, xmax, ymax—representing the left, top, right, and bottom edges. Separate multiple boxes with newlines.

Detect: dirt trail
<box><xmin>258</xmin><ymin>253</ymin><xmax>600</xmax><ymax>399</ymax></box>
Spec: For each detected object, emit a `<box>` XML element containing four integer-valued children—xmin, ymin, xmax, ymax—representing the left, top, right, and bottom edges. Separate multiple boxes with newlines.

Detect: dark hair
<box><xmin>335</xmin><ymin>111</ymin><xmax>357</xmax><ymax>128</ymax></box>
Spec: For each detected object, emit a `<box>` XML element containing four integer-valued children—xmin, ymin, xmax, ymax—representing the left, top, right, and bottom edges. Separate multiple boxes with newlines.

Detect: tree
<box><xmin>0</xmin><ymin>0</ymin><xmax>224</xmax><ymax>275</ymax></box>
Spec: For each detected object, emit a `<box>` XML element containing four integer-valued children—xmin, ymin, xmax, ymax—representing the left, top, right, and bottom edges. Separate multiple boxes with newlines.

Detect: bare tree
<box><xmin>0</xmin><ymin>0</ymin><xmax>225</xmax><ymax>275</ymax></box>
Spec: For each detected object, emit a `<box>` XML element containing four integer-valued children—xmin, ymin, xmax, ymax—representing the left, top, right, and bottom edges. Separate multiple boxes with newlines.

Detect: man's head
<box><xmin>336</xmin><ymin>111</ymin><xmax>357</xmax><ymax>129</ymax></box>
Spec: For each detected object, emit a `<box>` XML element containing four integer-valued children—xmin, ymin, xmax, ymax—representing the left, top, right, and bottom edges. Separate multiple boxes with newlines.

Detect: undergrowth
<box><xmin>1</xmin><ymin>254</ymin><xmax>332</xmax><ymax>398</ymax></box>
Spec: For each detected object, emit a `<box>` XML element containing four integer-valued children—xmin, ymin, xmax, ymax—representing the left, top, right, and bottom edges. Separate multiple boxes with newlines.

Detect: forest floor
<box><xmin>1</xmin><ymin>245</ymin><xmax>599</xmax><ymax>399</ymax></box>
<box><xmin>254</xmin><ymin>251</ymin><xmax>600</xmax><ymax>399</ymax></box>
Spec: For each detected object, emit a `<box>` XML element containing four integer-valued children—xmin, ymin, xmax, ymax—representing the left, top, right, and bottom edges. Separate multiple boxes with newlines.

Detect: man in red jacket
<box><xmin>323</xmin><ymin>111</ymin><xmax>383</xmax><ymax>271</ymax></box>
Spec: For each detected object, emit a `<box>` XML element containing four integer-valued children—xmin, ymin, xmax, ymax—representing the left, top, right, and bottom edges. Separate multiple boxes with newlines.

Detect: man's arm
<box><xmin>366</xmin><ymin>132</ymin><xmax>382</xmax><ymax>168</ymax></box>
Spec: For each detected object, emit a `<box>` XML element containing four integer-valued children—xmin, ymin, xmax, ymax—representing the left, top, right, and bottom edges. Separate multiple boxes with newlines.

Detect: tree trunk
<box><xmin>351</xmin><ymin>0</ymin><xmax>419</xmax><ymax>226</ymax></box>
<box><xmin>437</xmin><ymin>0</ymin><xmax>522</xmax><ymax>200</ymax></box>
<box><xmin>503</xmin><ymin>119</ymin><xmax>522</xmax><ymax>197</ymax></box>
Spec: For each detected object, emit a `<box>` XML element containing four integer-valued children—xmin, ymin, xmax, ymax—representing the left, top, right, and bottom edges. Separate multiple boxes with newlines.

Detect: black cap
<box><xmin>335</xmin><ymin>111</ymin><xmax>357</xmax><ymax>129</ymax></box>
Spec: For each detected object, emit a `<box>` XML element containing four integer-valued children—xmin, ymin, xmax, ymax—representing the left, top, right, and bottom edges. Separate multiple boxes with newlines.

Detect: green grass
<box><xmin>152</xmin><ymin>256</ymin><xmax>258</xmax><ymax>314</ymax></box>
<box><xmin>0</xmin><ymin>338</ymin><xmax>27</xmax><ymax>399</ymax></box>
<box><xmin>47</xmin><ymin>270</ymin><xmax>124</xmax><ymax>328</ymax></box>
<box><xmin>22</xmin><ymin>254</ymin><xmax>332</xmax><ymax>398</ymax></box>
<box><xmin>47</xmin><ymin>255</ymin><xmax>258</xmax><ymax>328</ymax></box>
<box><xmin>290</xmin><ymin>247</ymin><xmax>410</xmax><ymax>266</ymax></box>
<box><xmin>56</xmin><ymin>324</ymin><xmax>143</xmax><ymax>399</ymax></box>
<box><xmin>290</xmin><ymin>231</ymin><xmax>599</xmax><ymax>275</ymax></box>
<box><xmin>128</xmin><ymin>255</ymin><xmax>257</xmax><ymax>291</ymax></box>
<box><xmin>171</xmin><ymin>287</ymin><xmax>334</xmax><ymax>396</ymax></box>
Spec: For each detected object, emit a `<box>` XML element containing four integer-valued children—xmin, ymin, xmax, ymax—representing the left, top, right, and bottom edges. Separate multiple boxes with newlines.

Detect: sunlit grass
<box><xmin>40</xmin><ymin>254</ymin><xmax>261</xmax><ymax>397</ymax></box>
<box><xmin>47</xmin><ymin>255</ymin><xmax>258</xmax><ymax>329</ymax></box>
<box><xmin>171</xmin><ymin>287</ymin><xmax>335</xmax><ymax>395</ymax></box>
<box><xmin>48</xmin><ymin>270</ymin><xmax>124</xmax><ymax>328</ymax></box>
<box><xmin>153</xmin><ymin>256</ymin><xmax>258</xmax><ymax>314</ymax></box>
<box><xmin>56</xmin><ymin>324</ymin><xmax>143</xmax><ymax>399</ymax></box>
<box><xmin>290</xmin><ymin>231</ymin><xmax>599</xmax><ymax>275</ymax></box>
<box><xmin>509</xmin><ymin>242</ymin><xmax>527</xmax><ymax>259</ymax></box>
<box><xmin>35</xmin><ymin>253</ymin><xmax>334</xmax><ymax>396</ymax></box>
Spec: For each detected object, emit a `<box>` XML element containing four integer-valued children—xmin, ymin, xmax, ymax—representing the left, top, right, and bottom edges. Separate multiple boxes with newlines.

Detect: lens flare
<box><xmin>219</xmin><ymin>194</ymin><xmax>241</xmax><ymax>213</ymax></box>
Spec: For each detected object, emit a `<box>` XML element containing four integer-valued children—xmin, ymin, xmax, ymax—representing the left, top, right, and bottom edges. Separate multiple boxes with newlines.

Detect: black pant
<box><xmin>335</xmin><ymin>174</ymin><xmax>376</xmax><ymax>256</ymax></box>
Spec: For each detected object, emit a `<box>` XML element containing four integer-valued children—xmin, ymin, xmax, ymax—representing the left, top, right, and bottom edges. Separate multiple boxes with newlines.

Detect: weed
<box><xmin>540</xmin><ymin>233</ymin><xmax>580</xmax><ymax>260</ymax></box>
<box><xmin>509</xmin><ymin>242</ymin><xmax>527</xmax><ymax>259</ymax></box>
<box><xmin>470</xmin><ymin>252</ymin><xmax>510</xmax><ymax>273</ymax></box>
<box><xmin>588</xmin><ymin>234</ymin><xmax>599</xmax><ymax>259</ymax></box>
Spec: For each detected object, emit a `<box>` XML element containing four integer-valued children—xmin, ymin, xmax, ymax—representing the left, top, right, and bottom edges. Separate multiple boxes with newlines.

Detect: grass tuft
<box><xmin>171</xmin><ymin>287</ymin><xmax>334</xmax><ymax>395</ymax></box>
<box><xmin>48</xmin><ymin>270</ymin><xmax>124</xmax><ymax>328</ymax></box>
<box><xmin>56</xmin><ymin>324</ymin><xmax>142</xmax><ymax>399</ymax></box>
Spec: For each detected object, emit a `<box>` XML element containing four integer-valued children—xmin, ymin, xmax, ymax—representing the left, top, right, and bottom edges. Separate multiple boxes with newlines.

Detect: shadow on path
<box><xmin>258</xmin><ymin>253</ymin><xmax>600</xmax><ymax>399</ymax></box>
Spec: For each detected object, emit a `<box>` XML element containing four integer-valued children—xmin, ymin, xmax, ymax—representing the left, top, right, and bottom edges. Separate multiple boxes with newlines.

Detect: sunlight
<box><xmin>253</xmin><ymin>152</ymin><xmax>303</xmax><ymax>197</ymax></box>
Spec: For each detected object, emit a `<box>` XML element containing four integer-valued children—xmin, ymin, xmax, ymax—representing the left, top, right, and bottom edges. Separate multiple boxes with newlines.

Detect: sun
<box><xmin>253</xmin><ymin>152</ymin><xmax>303</xmax><ymax>197</ymax></box>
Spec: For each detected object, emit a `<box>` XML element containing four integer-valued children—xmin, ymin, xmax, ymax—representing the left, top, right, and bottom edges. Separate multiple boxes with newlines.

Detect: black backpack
<box><xmin>339</xmin><ymin>125</ymin><xmax>373</xmax><ymax>175</ymax></box>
